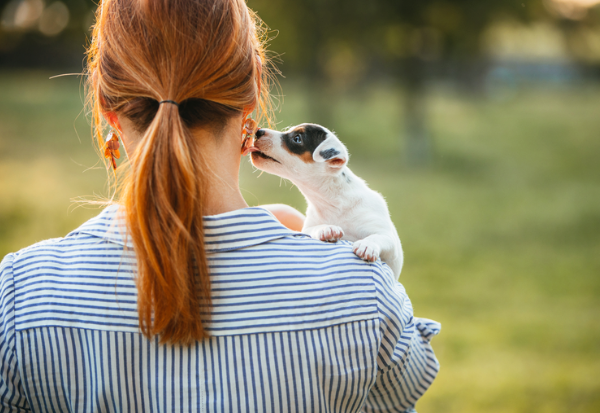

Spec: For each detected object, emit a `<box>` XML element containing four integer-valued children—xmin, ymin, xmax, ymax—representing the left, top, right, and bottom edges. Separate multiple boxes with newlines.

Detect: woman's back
<box><xmin>1</xmin><ymin>1</ymin><xmax>440</xmax><ymax>410</ymax></box>
<box><xmin>1</xmin><ymin>205</ymin><xmax>439</xmax><ymax>412</ymax></box>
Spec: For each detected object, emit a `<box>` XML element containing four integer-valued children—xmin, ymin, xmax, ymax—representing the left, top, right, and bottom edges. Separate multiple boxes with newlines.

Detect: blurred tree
<box><xmin>544</xmin><ymin>1</ymin><xmax>600</xmax><ymax>66</ymax></box>
<box><xmin>248</xmin><ymin>0</ymin><xmax>540</xmax><ymax>166</ymax></box>
<box><xmin>0</xmin><ymin>0</ymin><xmax>94</xmax><ymax>68</ymax></box>
<box><xmin>2</xmin><ymin>0</ymin><xmax>599</xmax><ymax>166</ymax></box>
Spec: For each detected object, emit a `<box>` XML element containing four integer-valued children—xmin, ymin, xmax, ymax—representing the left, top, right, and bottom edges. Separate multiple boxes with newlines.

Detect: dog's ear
<box><xmin>313</xmin><ymin>135</ymin><xmax>348</xmax><ymax>169</ymax></box>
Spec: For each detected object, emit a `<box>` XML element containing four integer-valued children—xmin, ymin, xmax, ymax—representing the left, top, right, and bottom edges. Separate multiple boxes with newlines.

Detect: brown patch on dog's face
<box><xmin>281</xmin><ymin>124</ymin><xmax>329</xmax><ymax>163</ymax></box>
<box><xmin>300</xmin><ymin>151</ymin><xmax>314</xmax><ymax>163</ymax></box>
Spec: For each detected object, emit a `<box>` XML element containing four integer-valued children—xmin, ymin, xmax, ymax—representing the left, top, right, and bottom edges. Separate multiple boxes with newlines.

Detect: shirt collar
<box><xmin>69</xmin><ymin>204</ymin><xmax>301</xmax><ymax>252</ymax></box>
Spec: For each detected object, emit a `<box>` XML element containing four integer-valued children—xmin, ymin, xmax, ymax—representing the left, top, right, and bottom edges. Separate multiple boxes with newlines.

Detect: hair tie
<box><xmin>159</xmin><ymin>100</ymin><xmax>180</xmax><ymax>107</ymax></box>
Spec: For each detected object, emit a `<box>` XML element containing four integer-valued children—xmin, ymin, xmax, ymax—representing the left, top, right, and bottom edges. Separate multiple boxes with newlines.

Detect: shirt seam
<box><xmin>372</xmin><ymin>265</ymin><xmax>383</xmax><ymax>371</ymax></box>
<box><xmin>372</xmin><ymin>262</ymin><xmax>409</xmax><ymax>376</ymax></box>
<box><xmin>13</xmin><ymin>311</ymin><xmax>379</xmax><ymax>336</ymax></box>
<box><xmin>6</xmin><ymin>254</ymin><xmax>21</xmax><ymax>392</ymax></box>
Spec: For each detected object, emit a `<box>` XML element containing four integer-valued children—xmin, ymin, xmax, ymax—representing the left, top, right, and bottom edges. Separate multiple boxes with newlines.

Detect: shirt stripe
<box><xmin>0</xmin><ymin>204</ymin><xmax>440</xmax><ymax>412</ymax></box>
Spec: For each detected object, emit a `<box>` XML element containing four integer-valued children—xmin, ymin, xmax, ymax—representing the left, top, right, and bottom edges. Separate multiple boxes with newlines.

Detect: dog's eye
<box><xmin>293</xmin><ymin>135</ymin><xmax>302</xmax><ymax>144</ymax></box>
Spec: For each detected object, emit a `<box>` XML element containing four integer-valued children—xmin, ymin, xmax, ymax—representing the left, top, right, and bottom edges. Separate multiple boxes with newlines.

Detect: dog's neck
<box><xmin>292</xmin><ymin>166</ymin><xmax>364</xmax><ymax>213</ymax></box>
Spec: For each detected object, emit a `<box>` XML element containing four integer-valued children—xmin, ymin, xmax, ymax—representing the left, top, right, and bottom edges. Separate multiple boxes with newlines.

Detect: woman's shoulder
<box><xmin>207</xmin><ymin>221</ymin><xmax>399</xmax><ymax>335</ymax></box>
<box><xmin>6</xmin><ymin>205</ymin><xmax>126</xmax><ymax>274</ymax></box>
<box><xmin>10</xmin><ymin>236</ymin><xmax>66</xmax><ymax>258</ymax></box>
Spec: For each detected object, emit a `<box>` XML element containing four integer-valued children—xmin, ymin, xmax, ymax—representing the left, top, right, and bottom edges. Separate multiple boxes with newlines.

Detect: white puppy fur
<box><xmin>246</xmin><ymin>123</ymin><xmax>403</xmax><ymax>277</ymax></box>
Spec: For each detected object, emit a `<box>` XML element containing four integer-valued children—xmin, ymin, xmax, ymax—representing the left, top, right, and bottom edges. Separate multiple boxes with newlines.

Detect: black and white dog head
<box><xmin>248</xmin><ymin>123</ymin><xmax>349</xmax><ymax>181</ymax></box>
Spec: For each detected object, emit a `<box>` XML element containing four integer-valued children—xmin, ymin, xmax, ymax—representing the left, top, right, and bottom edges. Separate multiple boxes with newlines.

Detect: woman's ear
<box><xmin>103</xmin><ymin>110</ymin><xmax>122</xmax><ymax>132</ymax></box>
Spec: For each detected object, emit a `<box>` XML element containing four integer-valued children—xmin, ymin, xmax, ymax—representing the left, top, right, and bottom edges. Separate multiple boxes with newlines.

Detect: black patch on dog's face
<box><xmin>282</xmin><ymin>124</ymin><xmax>328</xmax><ymax>158</ymax></box>
<box><xmin>319</xmin><ymin>148</ymin><xmax>340</xmax><ymax>160</ymax></box>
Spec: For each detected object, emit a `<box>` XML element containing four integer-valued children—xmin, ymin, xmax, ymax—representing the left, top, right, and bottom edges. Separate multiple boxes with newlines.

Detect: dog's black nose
<box><xmin>255</xmin><ymin>128</ymin><xmax>266</xmax><ymax>139</ymax></box>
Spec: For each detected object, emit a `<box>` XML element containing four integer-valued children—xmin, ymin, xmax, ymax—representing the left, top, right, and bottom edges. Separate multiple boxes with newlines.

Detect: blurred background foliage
<box><xmin>1</xmin><ymin>0</ymin><xmax>600</xmax><ymax>412</ymax></box>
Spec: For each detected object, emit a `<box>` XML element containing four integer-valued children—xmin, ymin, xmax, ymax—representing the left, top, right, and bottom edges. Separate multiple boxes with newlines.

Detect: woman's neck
<box><xmin>196</xmin><ymin>121</ymin><xmax>249</xmax><ymax>216</ymax></box>
<box><xmin>118</xmin><ymin>113</ymin><xmax>249</xmax><ymax>216</ymax></box>
<box><xmin>202</xmin><ymin>172</ymin><xmax>249</xmax><ymax>216</ymax></box>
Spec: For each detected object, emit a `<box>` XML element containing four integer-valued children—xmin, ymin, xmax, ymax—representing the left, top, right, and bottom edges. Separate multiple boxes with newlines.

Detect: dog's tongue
<box><xmin>242</xmin><ymin>146</ymin><xmax>260</xmax><ymax>157</ymax></box>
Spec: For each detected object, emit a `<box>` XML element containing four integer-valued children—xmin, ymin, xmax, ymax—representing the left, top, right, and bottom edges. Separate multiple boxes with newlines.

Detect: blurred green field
<box><xmin>1</xmin><ymin>70</ymin><xmax>599</xmax><ymax>412</ymax></box>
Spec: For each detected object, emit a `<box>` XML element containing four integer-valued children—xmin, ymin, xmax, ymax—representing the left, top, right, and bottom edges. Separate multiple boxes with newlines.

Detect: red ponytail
<box><xmin>87</xmin><ymin>0</ymin><xmax>275</xmax><ymax>343</ymax></box>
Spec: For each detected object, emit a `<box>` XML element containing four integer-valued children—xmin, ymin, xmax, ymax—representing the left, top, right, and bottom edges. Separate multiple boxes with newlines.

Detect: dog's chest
<box><xmin>307</xmin><ymin>203</ymin><xmax>378</xmax><ymax>242</ymax></box>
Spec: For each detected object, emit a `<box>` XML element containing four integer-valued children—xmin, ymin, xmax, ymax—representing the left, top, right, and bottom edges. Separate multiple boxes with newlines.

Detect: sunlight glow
<box><xmin>546</xmin><ymin>0</ymin><xmax>600</xmax><ymax>19</ymax></box>
<box><xmin>567</xmin><ymin>0</ymin><xmax>600</xmax><ymax>6</ymax></box>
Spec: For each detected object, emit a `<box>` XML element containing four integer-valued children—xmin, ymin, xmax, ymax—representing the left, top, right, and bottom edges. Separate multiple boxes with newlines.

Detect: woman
<box><xmin>0</xmin><ymin>0</ymin><xmax>439</xmax><ymax>411</ymax></box>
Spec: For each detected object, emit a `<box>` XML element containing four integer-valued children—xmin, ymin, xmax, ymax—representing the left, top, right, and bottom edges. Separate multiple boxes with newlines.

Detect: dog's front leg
<box><xmin>303</xmin><ymin>224</ymin><xmax>345</xmax><ymax>243</ymax></box>
<box><xmin>353</xmin><ymin>233</ymin><xmax>402</xmax><ymax>275</ymax></box>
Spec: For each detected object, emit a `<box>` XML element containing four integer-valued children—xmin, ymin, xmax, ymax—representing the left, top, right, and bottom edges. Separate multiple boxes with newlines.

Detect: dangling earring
<box><xmin>104</xmin><ymin>129</ymin><xmax>121</xmax><ymax>170</ymax></box>
<box><xmin>241</xmin><ymin>117</ymin><xmax>258</xmax><ymax>154</ymax></box>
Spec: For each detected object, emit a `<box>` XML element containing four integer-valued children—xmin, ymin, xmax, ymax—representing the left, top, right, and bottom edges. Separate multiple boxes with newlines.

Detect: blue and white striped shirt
<box><xmin>0</xmin><ymin>205</ymin><xmax>440</xmax><ymax>412</ymax></box>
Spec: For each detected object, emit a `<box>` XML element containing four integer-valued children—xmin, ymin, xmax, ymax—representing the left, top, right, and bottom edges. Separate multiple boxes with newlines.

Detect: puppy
<box><xmin>243</xmin><ymin>123</ymin><xmax>403</xmax><ymax>277</ymax></box>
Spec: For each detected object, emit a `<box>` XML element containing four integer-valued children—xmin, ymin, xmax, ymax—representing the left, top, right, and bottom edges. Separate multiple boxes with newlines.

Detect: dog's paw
<box><xmin>353</xmin><ymin>239</ymin><xmax>381</xmax><ymax>262</ymax></box>
<box><xmin>315</xmin><ymin>225</ymin><xmax>344</xmax><ymax>243</ymax></box>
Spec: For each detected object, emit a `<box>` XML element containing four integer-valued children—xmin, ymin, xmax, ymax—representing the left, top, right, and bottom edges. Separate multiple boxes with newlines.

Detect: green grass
<box><xmin>1</xmin><ymin>70</ymin><xmax>599</xmax><ymax>412</ymax></box>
